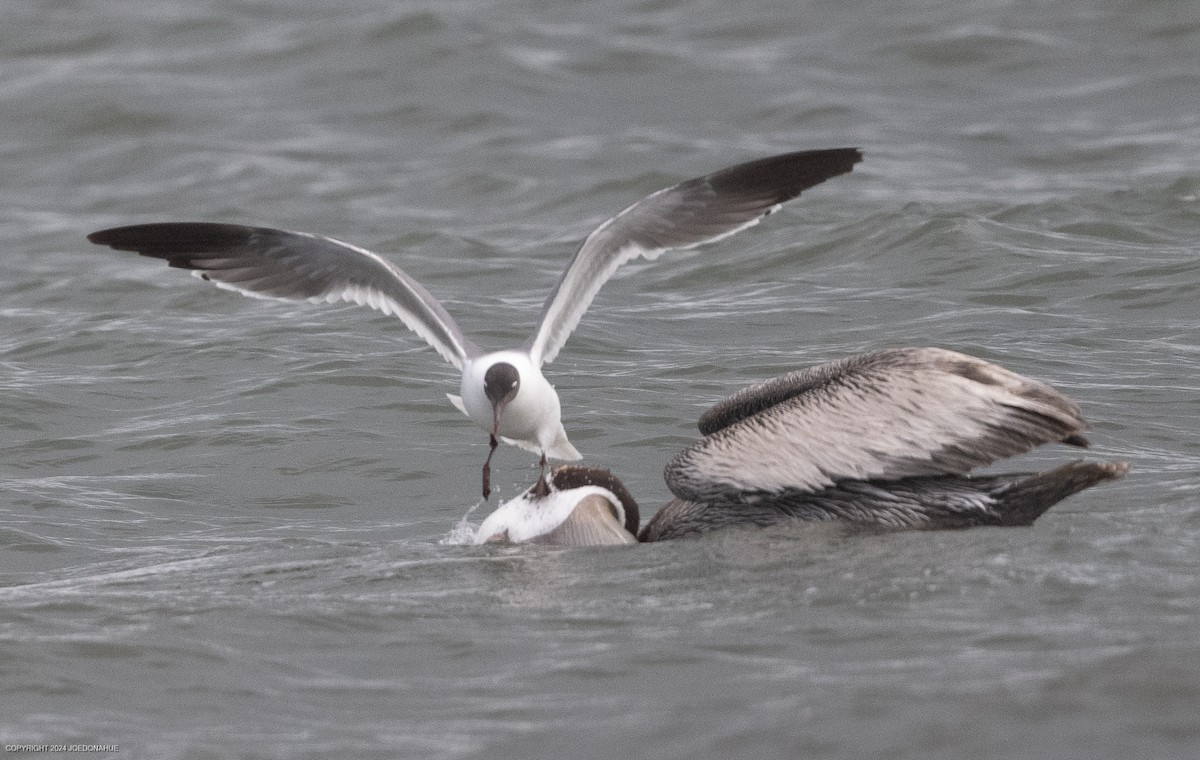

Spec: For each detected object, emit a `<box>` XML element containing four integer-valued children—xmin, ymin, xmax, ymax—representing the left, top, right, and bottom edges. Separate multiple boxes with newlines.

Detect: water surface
<box><xmin>2</xmin><ymin>1</ymin><xmax>1199</xmax><ymax>758</ymax></box>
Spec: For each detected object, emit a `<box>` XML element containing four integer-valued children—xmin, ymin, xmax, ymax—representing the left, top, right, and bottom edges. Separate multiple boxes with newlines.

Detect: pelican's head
<box><xmin>475</xmin><ymin>465</ymin><xmax>642</xmax><ymax>546</ymax></box>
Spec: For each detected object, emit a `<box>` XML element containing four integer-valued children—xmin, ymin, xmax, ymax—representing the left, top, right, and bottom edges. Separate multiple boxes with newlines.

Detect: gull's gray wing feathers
<box><xmin>665</xmin><ymin>347</ymin><xmax>1090</xmax><ymax>504</ymax></box>
<box><xmin>524</xmin><ymin>148</ymin><xmax>863</xmax><ymax>367</ymax></box>
<box><xmin>88</xmin><ymin>223</ymin><xmax>481</xmax><ymax>369</ymax></box>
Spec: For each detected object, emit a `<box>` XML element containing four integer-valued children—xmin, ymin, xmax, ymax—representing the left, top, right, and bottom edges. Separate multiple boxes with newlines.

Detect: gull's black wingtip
<box><xmin>86</xmin><ymin>223</ymin><xmax>174</xmax><ymax>252</ymax></box>
<box><xmin>789</xmin><ymin>146</ymin><xmax>863</xmax><ymax>190</ymax></box>
<box><xmin>86</xmin><ymin>222</ymin><xmax>257</xmax><ymax>255</ymax></box>
<box><xmin>706</xmin><ymin>146</ymin><xmax>864</xmax><ymax>201</ymax></box>
<box><xmin>809</xmin><ymin>146</ymin><xmax>864</xmax><ymax>173</ymax></box>
<box><xmin>830</xmin><ymin>147</ymin><xmax>863</xmax><ymax>176</ymax></box>
<box><xmin>86</xmin><ymin>227</ymin><xmax>120</xmax><ymax>247</ymax></box>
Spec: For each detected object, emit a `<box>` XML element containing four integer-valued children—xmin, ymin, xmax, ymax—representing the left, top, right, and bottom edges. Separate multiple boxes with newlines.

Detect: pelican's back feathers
<box><xmin>666</xmin><ymin>347</ymin><xmax>1088</xmax><ymax>505</ymax></box>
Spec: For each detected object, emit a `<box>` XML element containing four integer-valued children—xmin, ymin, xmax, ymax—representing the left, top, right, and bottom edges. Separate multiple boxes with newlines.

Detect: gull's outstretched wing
<box><xmin>524</xmin><ymin>148</ymin><xmax>863</xmax><ymax>367</ymax></box>
<box><xmin>664</xmin><ymin>348</ymin><xmax>1090</xmax><ymax>505</ymax></box>
<box><xmin>88</xmin><ymin>223</ymin><xmax>481</xmax><ymax>369</ymax></box>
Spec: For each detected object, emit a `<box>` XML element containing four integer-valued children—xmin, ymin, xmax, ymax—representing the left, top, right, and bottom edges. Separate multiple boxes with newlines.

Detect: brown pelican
<box><xmin>474</xmin><ymin>347</ymin><xmax>1128</xmax><ymax>545</ymax></box>
<box><xmin>87</xmin><ymin>148</ymin><xmax>862</xmax><ymax>499</ymax></box>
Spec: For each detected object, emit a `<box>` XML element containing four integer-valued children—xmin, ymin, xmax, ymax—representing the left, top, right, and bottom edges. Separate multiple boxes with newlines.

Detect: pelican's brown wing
<box><xmin>665</xmin><ymin>347</ymin><xmax>1089</xmax><ymax>504</ymax></box>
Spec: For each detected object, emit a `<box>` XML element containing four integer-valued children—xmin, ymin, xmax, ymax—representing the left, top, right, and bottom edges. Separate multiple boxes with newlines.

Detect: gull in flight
<box><xmin>88</xmin><ymin>148</ymin><xmax>862</xmax><ymax>498</ymax></box>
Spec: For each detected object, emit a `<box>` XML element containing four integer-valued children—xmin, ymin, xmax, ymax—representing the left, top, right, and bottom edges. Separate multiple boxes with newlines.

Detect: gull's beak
<box><xmin>490</xmin><ymin>396</ymin><xmax>508</xmax><ymax>439</ymax></box>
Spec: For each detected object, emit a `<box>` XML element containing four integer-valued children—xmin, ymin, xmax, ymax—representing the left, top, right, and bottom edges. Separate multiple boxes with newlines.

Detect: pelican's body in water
<box><xmin>475</xmin><ymin>347</ymin><xmax>1128</xmax><ymax>545</ymax></box>
<box><xmin>88</xmin><ymin>148</ymin><xmax>862</xmax><ymax>497</ymax></box>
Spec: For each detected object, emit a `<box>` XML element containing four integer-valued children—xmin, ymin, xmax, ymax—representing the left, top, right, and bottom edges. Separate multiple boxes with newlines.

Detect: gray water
<box><xmin>2</xmin><ymin>1</ymin><xmax>1199</xmax><ymax>758</ymax></box>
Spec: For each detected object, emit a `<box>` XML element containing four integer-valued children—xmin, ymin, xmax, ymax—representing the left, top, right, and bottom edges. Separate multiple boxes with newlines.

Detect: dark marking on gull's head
<box><xmin>483</xmin><ymin>362</ymin><xmax>520</xmax><ymax>408</ymax></box>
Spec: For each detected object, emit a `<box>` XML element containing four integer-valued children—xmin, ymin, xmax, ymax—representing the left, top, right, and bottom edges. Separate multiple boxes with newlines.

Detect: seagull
<box><xmin>87</xmin><ymin>147</ymin><xmax>862</xmax><ymax>498</ymax></box>
<box><xmin>474</xmin><ymin>347</ymin><xmax>1129</xmax><ymax>545</ymax></box>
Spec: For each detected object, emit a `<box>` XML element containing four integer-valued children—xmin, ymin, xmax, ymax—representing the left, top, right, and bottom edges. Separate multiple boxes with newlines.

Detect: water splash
<box><xmin>437</xmin><ymin>497</ymin><xmax>487</xmax><ymax>545</ymax></box>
